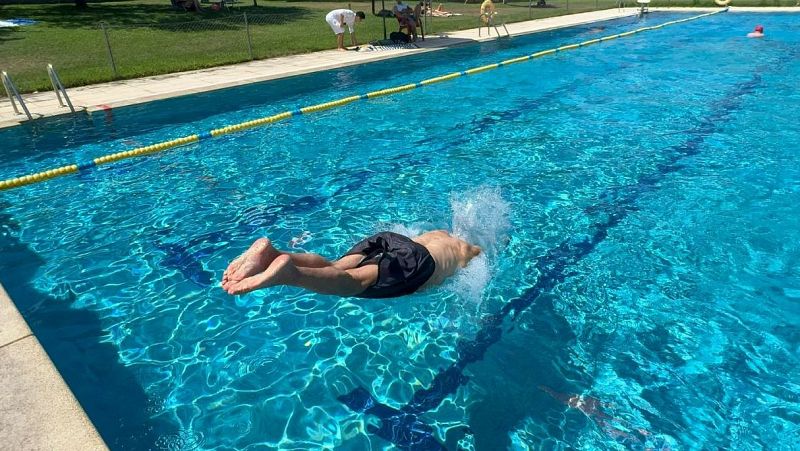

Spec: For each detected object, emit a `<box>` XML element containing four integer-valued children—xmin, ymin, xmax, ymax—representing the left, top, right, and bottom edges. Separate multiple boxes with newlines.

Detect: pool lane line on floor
<box><xmin>0</xmin><ymin>9</ymin><xmax>726</xmax><ymax>193</ymax></box>
<box><xmin>338</xmin><ymin>47</ymin><xmax>771</xmax><ymax>451</ymax></box>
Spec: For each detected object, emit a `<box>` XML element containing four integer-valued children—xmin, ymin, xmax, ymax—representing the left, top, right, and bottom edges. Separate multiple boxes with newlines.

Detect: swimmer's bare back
<box><xmin>412</xmin><ymin>230</ymin><xmax>482</xmax><ymax>288</ymax></box>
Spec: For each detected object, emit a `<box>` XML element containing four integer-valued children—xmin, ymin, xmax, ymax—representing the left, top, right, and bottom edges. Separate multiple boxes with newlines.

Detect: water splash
<box><xmin>450</xmin><ymin>186</ymin><xmax>510</xmax><ymax>258</ymax></box>
<box><xmin>448</xmin><ymin>186</ymin><xmax>511</xmax><ymax>303</ymax></box>
<box><xmin>385</xmin><ymin>187</ymin><xmax>510</xmax><ymax>303</ymax></box>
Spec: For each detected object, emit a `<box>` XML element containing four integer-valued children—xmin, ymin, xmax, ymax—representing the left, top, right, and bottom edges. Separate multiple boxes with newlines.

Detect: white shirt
<box><xmin>393</xmin><ymin>2</ymin><xmax>412</xmax><ymax>13</ymax></box>
<box><xmin>326</xmin><ymin>9</ymin><xmax>357</xmax><ymax>33</ymax></box>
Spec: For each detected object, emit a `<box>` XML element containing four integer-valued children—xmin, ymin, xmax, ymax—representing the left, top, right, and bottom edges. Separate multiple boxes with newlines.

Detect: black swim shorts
<box><xmin>342</xmin><ymin>231</ymin><xmax>436</xmax><ymax>299</ymax></box>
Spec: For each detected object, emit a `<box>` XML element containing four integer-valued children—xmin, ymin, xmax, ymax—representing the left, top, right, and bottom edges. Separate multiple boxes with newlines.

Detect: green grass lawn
<box><xmin>0</xmin><ymin>0</ymin><xmax>796</xmax><ymax>94</ymax></box>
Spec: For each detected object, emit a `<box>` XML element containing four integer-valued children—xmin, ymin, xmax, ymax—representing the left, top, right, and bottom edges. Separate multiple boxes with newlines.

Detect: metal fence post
<box><xmin>244</xmin><ymin>13</ymin><xmax>254</xmax><ymax>60</ymax></box>
<box><xmin>100</xmin><ymin>22</ymin><xmax>118</xmax><ymax>79</ymax></box>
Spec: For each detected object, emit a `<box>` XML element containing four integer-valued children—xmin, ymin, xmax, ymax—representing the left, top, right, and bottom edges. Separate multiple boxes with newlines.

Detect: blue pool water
<box><xmin>2</xmin><ymin>11</ymin><xmax>799</xmax><ymax>450</ymax></box>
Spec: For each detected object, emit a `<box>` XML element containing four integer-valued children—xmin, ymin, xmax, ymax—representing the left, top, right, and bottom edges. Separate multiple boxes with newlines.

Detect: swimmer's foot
<box><xmin>226</xmin><ymin>254</ymin><xmax>297</xmax><ymax>295</ymax></box>
<box><xmin>222</xmin><ymin>238</ymin><xmax>281</xmax><ymax>289</ymax></box>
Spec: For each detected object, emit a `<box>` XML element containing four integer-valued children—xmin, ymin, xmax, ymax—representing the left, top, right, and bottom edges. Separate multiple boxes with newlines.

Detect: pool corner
<box><xmin>0</xmin><ymin>283</ymin><xmax>107</xmax><ymax>451</ymax></box>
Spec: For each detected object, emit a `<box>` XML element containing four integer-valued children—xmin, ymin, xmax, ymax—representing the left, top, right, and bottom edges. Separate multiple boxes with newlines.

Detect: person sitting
<box><xmin>393</xmin><ymin>0</ymin><xmax>419</xmax><ymax>41</ymax></box>
<box><xmin>747</xmin><ymin>25</ymin><xmax>764</xmax><ymax>38</ymax></box>
<box><xmin>221</xmin><ymin>230</ymin><xmax>481</xmax><ymax>298</ymax></box>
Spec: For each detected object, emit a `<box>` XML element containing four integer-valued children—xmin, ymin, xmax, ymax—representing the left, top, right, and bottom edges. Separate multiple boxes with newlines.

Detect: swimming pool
<box><xmin>2</xmin><ymin>10</ymin><xmax>799</xmax><ymax>450</ymax></box>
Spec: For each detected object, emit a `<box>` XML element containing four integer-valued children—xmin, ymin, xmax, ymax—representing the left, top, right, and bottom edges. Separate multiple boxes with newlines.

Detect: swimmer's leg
<box><xmin>223</xmin><ymin>238</ymin><xmax>341</xmax><ymax>290</ymax></box>
<box><xmin>223</xmin><ymin>238</ymin><xmax>280</xmax><ymax>288</ymax></box>
<box><xmin>226</xmin><ymin>255</ymin><xmax>377</xmax><ymax>296</ymax></box>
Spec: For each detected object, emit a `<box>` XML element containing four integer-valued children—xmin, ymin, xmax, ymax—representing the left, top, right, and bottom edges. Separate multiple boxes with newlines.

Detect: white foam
<box><xmin>384</xmin><ymin>186</ymin><xmax>511</xmax><ymax>305</ymax></box>
<box><xmin>450</xmin><ymin>186</ymin><xmax>511</xmax><ymax>259</ymax></box>
<box><xmin>449</xmin><ymin>252</ymin><xmax>491</xmax><ymax>303</ymax></box>
<box><xmin>447</xmin><ymin>186</ymin><xmax>511</xmax><ymax>304</ymax></box>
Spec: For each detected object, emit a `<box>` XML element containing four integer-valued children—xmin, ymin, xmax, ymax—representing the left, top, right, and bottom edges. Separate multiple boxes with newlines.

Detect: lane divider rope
<box><xmin>0</xmin><ymin>9</ymin><xmax>726</xmax><ymax>192</ymax></box>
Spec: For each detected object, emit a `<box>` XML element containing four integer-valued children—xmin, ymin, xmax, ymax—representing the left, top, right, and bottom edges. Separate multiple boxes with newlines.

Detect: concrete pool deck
<box><xmin>3</xmin><ymin>7</ymin><xmax>795</xmax><ymax>129</ymax></box>
<box><xmin>0</xmin><ymin>5</ymin><xmax>797</xmax><ymax>448</ymax></box>
<box><xmin>0</xmin><ymin>283</ymin><xmax>108</xmax><ymax>450</ymax></box>
<box><xmin>0</xmin><ymin>7</ymin><xmax>648</xmax><ymax>129</ymax></box>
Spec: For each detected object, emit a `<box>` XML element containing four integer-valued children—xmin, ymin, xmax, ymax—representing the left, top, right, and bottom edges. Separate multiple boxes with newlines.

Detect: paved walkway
<box><xmin>0</xmin><ymin>8</ymin><xmax>648</xmax><ymax>129</ymax></box>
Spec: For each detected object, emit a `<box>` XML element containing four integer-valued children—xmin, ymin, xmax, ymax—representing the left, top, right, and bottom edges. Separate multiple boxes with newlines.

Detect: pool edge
<box><xmin>4</xmin><ymin>7</ymin><xmax>799</xmax><ymax>129</ymax></box>
<box><xmin>0</xmin><ymin>8</ymin><xmax>646</xmax><ymax>130</ymax></box>
<box><xmin>0</xmin><ymin>282</ymin><xmax>108</xmax><ymax>451</ymax></box>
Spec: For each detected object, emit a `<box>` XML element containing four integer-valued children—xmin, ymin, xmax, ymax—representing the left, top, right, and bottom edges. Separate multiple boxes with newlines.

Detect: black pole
<box><xmin>371</xmin><ymin>0</ymin><xmax>389</xmax><ymax>39</ymax></box>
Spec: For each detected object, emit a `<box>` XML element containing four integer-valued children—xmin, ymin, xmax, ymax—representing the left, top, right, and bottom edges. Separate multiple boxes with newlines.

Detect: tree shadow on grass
<box><xmin>0</xmin><ymin>27</ymin><xmax>25</xmax><ymax>43</ymax></box>
<box><xmin>0</xmin><ymin>3</ymin><xmax>311</xmax><ymax>29</ymax></box>
<box><xmin>0</xmin><ymin>203</ymin><xmax>177</xmax><ymax>450</ymax></box>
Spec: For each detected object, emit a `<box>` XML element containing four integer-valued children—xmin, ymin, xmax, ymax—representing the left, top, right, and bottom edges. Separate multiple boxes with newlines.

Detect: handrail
<box><xmin>1</xmin><ymin>71</ymin><xmax>33</xmax><ymax>120</ymax></box>
<box><xmin>47</xmin><ymin>64</ymin><xmax>76</xmax><ymax>113</ymax></box>
<box><xmin>478</xmin><ymin>13</ymin><xmax>510</xmax><ymax>38</ymax></box>
<box><xmin>0</xmin><ymin>9</ymin><xmax>727</xmax><ymax>192</ymax></box>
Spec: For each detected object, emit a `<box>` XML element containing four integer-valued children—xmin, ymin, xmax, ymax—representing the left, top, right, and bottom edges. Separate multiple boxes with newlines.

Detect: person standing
<box><xmin>325</xmin><ymin>9</ymin><xmax>366</xmax><ymax>50</ymax></box>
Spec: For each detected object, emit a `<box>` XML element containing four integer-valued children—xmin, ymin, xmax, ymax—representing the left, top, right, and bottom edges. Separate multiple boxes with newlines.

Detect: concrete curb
<box><xmin>0</xmin><ymin>283</ymin><xmax>107</xmax><ymax>450</ymax></box>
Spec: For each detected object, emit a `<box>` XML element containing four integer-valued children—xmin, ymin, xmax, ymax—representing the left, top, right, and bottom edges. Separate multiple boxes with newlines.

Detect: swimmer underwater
<box><xmin>222</xmin><ymin>231</ymin><xmax>481</xmax><ymax>298</ymax></box>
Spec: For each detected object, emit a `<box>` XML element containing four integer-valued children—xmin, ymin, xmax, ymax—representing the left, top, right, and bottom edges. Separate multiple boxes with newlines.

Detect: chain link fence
<box><xmin>98</xmin><ymin>14</ymin><xmax>299</xmax><ymax>79</ymax></box>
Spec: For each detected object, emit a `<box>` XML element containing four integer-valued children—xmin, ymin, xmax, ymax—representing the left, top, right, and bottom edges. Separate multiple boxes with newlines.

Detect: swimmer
<box><xmin>222</xmin><ymin>231</ymin><xmax>481</xmax><ymax>297</ymax></box>
<box><xmin>747</xmin><ymin>25</ymin><xmax>764</xmax><ymax>38</ymax></box>
<box><xmin>539</xmin><ymin>386</ymin><xmax>655</xmax><ymax>447</ymax></box>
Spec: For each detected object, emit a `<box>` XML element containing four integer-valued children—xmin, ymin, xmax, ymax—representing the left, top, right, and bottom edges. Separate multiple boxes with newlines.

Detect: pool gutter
<box><xmin>0</xmin><ymin>282</ymin><xmax>108</xmax><ymax>450</ymax></box>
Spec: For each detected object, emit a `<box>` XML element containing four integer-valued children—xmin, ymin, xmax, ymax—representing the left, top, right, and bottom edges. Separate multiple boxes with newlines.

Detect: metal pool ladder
<box><xmin>478</xmin><ymin>15</ymin><xmax>510</xmax><ymax>38</ymax></box>
<box><xmin>47</xmin><ymin>64</ymin><xmax>75</xmax><ymax>113</ymax></box>
<box><xmin>1</xmin><ymin>71</ymin><xmax>33</xmax><ymax>120</ymax></box>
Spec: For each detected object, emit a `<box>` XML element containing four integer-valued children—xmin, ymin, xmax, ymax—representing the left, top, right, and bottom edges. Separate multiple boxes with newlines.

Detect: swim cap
<box><xmin>755</xmin><ymin>25</ymin><xmax>764</xmax><ymax>32</ymax></box>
